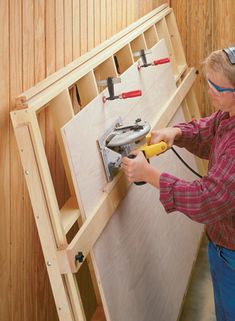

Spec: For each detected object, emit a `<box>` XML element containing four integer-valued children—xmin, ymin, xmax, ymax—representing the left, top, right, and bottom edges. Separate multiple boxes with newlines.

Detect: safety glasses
<box><xmin>207</xmin><ymin>79</ymin><xmax>235</xmax><ymax>94</ymax></box>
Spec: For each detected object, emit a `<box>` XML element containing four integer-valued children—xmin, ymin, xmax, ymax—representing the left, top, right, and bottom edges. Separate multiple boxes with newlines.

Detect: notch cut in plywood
<box><xmin>94</xmin><ymin>57</ymin><xmax>118</xmax><ymax>91</ymax></box>
<box><xmin>76</xmin><ymin>71</ymin><xmax>99</xmax><ymax>108</ymax></box>
<box><xmin>114</xmin><ymin>44</ymin><xmax>134</xmax><ymax>74</ymax></box>
<box><xmin>130</xmin><ymin>34</ymin><xmax>147</xmax><ymax>61</ymax></box>
<box><xmin>144</xmin><ymin>25</ymin><xmax>159</xmax><ymax>48</ymax></box>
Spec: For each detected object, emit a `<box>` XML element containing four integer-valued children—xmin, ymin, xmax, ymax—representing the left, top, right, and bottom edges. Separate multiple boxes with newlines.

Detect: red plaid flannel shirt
<box><xmin>160</xmin><ymin>110</ymin><xmax>235</xmax><ymax>250</ymax></box>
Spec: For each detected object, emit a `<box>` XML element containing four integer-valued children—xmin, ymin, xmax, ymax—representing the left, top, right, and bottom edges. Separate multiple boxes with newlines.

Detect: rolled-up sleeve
<box><xmin>159</xmin><ymin>173</ymin><xmax>178</xmax><ymax>213</ymax></box>
<box><xmin>173</xmin><ymin>112</ymin><xmax>221</xmax><ymax>159</ymax></box>
<box><xmin>159</xmin><ymin>151</ymin><xmax>235</xmax><ymax>224</ymax></box>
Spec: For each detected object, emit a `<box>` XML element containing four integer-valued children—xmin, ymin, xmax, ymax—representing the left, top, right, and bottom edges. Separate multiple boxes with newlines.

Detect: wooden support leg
<box><xmin>12</xmin><ymin>124</ymin><xmax>76</xmax><ymax>321</ymax></box>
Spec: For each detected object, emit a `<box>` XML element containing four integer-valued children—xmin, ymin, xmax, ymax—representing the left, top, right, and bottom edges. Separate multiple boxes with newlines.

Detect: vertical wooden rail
<box><xmin>0</xmin><ymin>1</ymin><xmax>10</xmax><ymax>321</ymax></box>
<box><xmin>11</xmin><ymin>115</ymin><xmax>75</xmax><ymax>321</ymax></box>
<box><xmin>11</xmin><ymin>108</ymin><xmax>88</xmax><ymax>321</ymax></box>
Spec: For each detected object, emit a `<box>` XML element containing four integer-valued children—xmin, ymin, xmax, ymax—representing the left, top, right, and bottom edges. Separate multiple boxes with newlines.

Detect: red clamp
<box><xmin>119</xmin><ymin>90</ymin><xmax>142</xmax><ymax>99</ymax></box>
<box><xmin>153</xmin><ymin>58</ymin><xmax>170</xmax><ymax>65</ymax></box>
<box><xmin>101</xmin><ymin>77</ymin><xmax>142</xmax><ymax>104</ymax></box>
<box><xmin>135</xmin><ymin>49</ymin><xmax>170</xmax><ymax>70</ymax></box>
<box><xmin>102</xmin><ymin>90</ymin><xmax>142</xmax><ymax>103</ymax></box>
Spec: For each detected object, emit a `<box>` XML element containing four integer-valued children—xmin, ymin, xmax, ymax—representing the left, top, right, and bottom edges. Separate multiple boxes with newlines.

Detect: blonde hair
<box><xmin>203</xmin><ymin>49</ymin><xmax>235</xmax><ymax>87</ymax></box>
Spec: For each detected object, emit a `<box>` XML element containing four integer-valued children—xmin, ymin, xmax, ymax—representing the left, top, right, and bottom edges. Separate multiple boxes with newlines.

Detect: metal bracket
<box><xmin>97</xmin><ymin>117</ymin><xmax>151</xmax><ymax>182</ymax></box>
<box><xmin>133</xmin><ymin>49</ymin><xmax>170</xmax><ymax>70</ymax></box>
<box><xmin>97</xmin><ymin>117</ymin><xmax>123</xmax><ymax>182</ymax></box>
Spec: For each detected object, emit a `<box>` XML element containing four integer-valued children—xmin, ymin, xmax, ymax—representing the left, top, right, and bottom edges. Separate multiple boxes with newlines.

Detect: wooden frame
<box><xmin>11</xmin><ymin>4</ymin><xmax>207</xmax><ymax>321</ymax></box>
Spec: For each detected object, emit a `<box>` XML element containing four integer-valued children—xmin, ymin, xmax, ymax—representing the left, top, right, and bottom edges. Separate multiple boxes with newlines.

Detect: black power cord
<box><xmin>171</xmin><ymin>147</ymin><xmax>203</xmax><ymax>179</ymax></box>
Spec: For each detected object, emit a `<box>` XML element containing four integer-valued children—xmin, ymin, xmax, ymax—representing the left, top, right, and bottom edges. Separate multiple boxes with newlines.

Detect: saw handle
<box><xmin>127</xmin><ymin>142</ymin><xmax>168</xmax><ymax>186</ymax></box>
<box><xmin>138</xmin><ymin>141</ymin><xmax>168</xmax><ymax>158</ymax></box>
<box><xmin>127</xmin><ymin>154</ymin><xmax>148</xmax><ymax>186</ymax></box>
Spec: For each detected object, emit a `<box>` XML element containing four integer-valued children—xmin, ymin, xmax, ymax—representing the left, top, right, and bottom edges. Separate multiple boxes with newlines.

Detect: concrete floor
<box><xmin>178</xmin><ymin>234</ymin><xmax>216</xmax><ymax>321</ymax></box>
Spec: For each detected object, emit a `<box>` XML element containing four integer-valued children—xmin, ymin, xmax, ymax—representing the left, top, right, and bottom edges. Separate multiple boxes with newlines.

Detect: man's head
<box><xmin>203</xmin><ymin>47</ymin><xmax>235</xmax><ymax>115</ymax></box>
<box><xmin>204</xmin><ymin>48</ymin><xmax>235</xmax><ymax>87</ymax></box>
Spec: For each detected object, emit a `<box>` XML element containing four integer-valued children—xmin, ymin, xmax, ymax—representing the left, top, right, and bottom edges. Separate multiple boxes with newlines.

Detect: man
<box><xmin>122</xmin><ymin>47</ymin><xmax>235</xmax><ymax>321</ymax></box>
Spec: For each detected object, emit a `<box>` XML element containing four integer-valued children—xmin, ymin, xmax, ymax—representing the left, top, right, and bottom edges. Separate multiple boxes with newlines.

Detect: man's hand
<box><xmin>122</xmin><ymin>151</ymin><xmax>161</xmax><ymax>188</ymax></box>
<box><xmin>150</xmin><ymin>127</ymin><xmax>182</xmax><ymax>147</ymax></box>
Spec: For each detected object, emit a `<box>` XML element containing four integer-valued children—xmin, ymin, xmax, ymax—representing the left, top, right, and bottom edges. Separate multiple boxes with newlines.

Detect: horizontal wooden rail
<box><xmin>15</xmin><ymin>4</ymin><xmax>168</xmax><ymax>106</ymax></box>
<box><xmin>15</xmin><ymin>5</ymin><xmax>172</xmax><ymax>112</ymax></box>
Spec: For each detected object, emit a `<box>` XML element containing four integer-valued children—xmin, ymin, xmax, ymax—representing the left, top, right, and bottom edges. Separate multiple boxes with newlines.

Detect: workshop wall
<box><xmin>1</xmin><ymin>1</ymin><xmax>235</xmax><ymax>320</ymax></box>
<box><xmin>0</xmin><ymin>1</ymin><xmax>166</xmax><ymax>321</ymax></box>
<box><xmin>171</xmin><ymin>0</ymin><xmax>235</xmax><ymax>117</ymax></box>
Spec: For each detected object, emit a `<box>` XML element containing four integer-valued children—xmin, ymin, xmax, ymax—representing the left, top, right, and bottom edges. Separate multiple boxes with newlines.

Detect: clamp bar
<box><xmin>135</xmin><ymin>48</ymin><xmax>170</xmax><ymax>69</ymax></box>
<box><xmin>97</xmin><ymin>77</ymin><xmax>121</xmax><ymax>87</ymax></box>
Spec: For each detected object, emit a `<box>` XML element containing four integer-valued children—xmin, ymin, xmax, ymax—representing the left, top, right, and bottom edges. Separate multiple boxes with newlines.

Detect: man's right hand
<box><xmin>150</xmin><ymin>127</ymin><xmax>182</xmax><ymax>148</ymax></box>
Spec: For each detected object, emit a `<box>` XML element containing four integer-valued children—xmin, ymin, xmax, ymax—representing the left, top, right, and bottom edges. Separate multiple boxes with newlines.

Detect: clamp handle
<box><xmin>153</xmin><ymin>58</ymin><xmax>170</xmax><ymax>65</ymax></box>
<box><xmin>103</xmin><ymin>89</ymin><xmax>142</xmax><ymax>103</ymax></box>
<box><xmin>120</xmin><ymin>90</ymin><xmax>142</xmax><ymax>99</ymax></box>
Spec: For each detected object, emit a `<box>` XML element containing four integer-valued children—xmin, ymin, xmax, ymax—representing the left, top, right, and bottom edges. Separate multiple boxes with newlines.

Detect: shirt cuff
<box><xmin>159</xmin><ymin>172</ymin><xmax>179</xmax><ymax>213</ymax></box>
<box><xmin>172</xmin><ymin>124</ymin><xmax>194</xmax><ymax>147</ymax></box>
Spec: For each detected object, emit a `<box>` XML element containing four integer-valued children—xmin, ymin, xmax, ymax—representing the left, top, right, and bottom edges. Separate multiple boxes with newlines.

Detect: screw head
<box><xmin>75</xmin><ymin>251</ymin><xmax>84</xmax><ymax>263</ymax></box>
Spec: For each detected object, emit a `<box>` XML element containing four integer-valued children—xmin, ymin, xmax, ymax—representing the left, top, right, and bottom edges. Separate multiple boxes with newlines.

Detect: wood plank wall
<box><xmin>1</xmin><ymin>1</ymin><xmax>166</xmax><ymax>321</ymax></box>
<box><xmin>1</xmin><ymin>0</ymin><xmax>235</xmax><ymax>320</ymax></box>
<box><xmin>170</xmin><ymin>0</ymin><xmax>235</xmax><ymax>117</ymax></box>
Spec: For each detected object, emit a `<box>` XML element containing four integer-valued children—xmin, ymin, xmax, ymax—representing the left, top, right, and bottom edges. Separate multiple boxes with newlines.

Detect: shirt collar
<box><xmin>220</xmin><ymin>111</ymin><xmax>235</xmax><ymax>128</ymax></box>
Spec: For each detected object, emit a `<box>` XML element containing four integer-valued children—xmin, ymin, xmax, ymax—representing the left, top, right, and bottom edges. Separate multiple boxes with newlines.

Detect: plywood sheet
<box><xmin>62</xmin><ymin>40</ymin><xmax>176</xmax><ymax>216</ymax></box>
<box><xmin>62</xmin><ymin>40</ymin><xmax>203</xmax><ymax>321</ymax></box>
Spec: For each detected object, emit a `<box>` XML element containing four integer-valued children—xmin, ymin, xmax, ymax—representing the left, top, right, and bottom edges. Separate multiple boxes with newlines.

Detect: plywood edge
<box><xmin>150</xmin><ymin>67</ymin><xmax>197</xmax><ymax>132</ymax></box>
<box><xmin>176</xmin><ymin>231</ymin><xmax>205</xmax><ymax>321</ymax></box>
